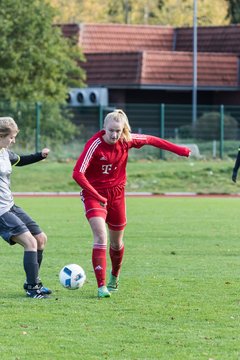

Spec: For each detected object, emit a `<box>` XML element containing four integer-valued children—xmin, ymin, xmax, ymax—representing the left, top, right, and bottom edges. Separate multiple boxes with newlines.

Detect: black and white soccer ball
<box><xmin>59</xmin><ymin>264</ymin><xmax>86</xmax><ymax>290</ymax></box>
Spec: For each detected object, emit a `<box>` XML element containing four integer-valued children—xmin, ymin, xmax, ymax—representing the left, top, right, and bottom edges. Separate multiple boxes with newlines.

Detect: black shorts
<box><xmin>0</xmin><ymin>205</ymin><xmax>42</xmax><ymax>245</ymax></box>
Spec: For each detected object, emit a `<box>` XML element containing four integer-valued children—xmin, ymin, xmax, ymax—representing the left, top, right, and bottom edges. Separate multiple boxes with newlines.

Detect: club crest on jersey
<box><xmin>102</xmin><ymin>164</ymin><xmax>112</xmax><ymax>174</ymax></box>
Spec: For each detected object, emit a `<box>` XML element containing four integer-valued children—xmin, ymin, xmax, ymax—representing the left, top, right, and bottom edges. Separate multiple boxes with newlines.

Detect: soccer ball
<box><xmin>59</xmin><ymin>264</ymin><xmax>86</xmax><ymax>290</ymax></box>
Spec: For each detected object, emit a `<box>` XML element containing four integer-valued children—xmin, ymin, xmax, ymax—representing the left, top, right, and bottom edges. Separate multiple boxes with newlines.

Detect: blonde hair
<box><xmin>0</xmin><ymin>117</ymin><xmax>19</xmax><ymax>137</ymax></box>
<box><xmin>103</xmin><ymin>109</ymin><xmax>132</xmax><ymax>142</ymax></box>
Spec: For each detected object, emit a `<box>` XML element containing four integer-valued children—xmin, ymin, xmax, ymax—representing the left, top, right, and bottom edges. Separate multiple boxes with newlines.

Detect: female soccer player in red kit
<box><xmin>73</xmin><ymin>109</ymin><xmax>191</xmax><ymax>298</ymax></box>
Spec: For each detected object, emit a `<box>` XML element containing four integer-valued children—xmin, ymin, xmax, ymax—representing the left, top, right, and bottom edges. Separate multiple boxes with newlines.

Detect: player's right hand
<box><xmin>100</xmin><ymin>201</ymin><xmax>107</xmax><ymax>207</ymax></box>
<box><xmin>99</xmin><ymin>196</ymin><xmax>107</xmax><ymax>207</ymax></box>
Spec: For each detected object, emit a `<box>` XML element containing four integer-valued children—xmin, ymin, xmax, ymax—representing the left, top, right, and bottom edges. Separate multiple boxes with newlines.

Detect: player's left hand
<box><xmin>41</xmin><ymin>148</ymin><xmax>50</xmax><ymax>158</ymax></box>
<box><xmin>183</xmin><ymin>147</ymin><xmax>191</xmax><ymax>157</ymax></box>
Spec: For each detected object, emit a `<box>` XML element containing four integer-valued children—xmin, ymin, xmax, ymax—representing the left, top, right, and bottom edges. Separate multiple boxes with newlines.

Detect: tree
<box><xmin>193</xmin><ymin>112</ymin><xmax>238</xmax><ymax>140</ymax></box>
<box><xmin>0</xmin><ymin>0</ymin><xmax>85</xmax><ymax>102</ymax></box>
<box><xmin>48</xmin><ymin>0</ymin><xmax>229</xmax><ymax>26</ymax></box>
<box><xmin>155</xmin><ymin>0</ymin><xmax>228</xmax><ymax>26</ymax></box>
<box><xmin>48</xmin><ymin>0</ymin><xmax>110</xmax><ymax>23</ymax></box>
<box><xmin>226</xmin><ymin>0</ymin><xmax>240</xmax><ymax>23</ymax></box>
<box><xmin>0</xmin><ymin>0</ymin><xmax>86</xmax><ymax>148</ymax></box>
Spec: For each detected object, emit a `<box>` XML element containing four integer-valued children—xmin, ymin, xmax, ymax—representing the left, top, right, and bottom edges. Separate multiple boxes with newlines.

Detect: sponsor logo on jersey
<box><xmin>102</xmin><ymin>164</ymin><xmax>112</xmax><ymax>174</ymax></box>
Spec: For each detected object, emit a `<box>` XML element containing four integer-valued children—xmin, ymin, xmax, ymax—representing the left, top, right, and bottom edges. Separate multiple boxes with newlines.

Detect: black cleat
<box><xmin>25</xmin><ymin>284</ymin><xmax>49</xmax><ymax>299</ymax></box>
<box><xmin>24</xmin><ymin>281</ymin><xmax>52</xmax><ymax>295</ymax></box>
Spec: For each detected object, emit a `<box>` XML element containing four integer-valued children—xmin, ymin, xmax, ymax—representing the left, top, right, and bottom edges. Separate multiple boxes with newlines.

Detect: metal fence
<box><xmin>1</xmin><ymin>101</ymin><xmax>240</xmax><ymax>160</ymax></box>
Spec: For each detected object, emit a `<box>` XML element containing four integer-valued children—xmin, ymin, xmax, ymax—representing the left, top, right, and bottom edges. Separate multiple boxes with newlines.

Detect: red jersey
<box><xmin>73</xmin><ymin>130</ymin><xmax>190</xmax><ymax>203</ymax></box>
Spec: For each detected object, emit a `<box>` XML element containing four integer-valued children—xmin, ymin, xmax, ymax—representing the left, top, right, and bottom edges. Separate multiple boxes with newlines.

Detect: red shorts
<box><xmin>81</xmin><ymin>185</ymin><xmax>127</xmax><ymax>231</ymax></box>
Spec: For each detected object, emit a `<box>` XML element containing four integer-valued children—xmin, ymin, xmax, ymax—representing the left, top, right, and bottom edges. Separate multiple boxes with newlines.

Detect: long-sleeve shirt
<box><xmin>73</xmin><ymin>130</ymin><xmax>190</xmax><ymax>203</ymax></box>
<box><xmin>0</xmin><ymin>149</ymin><xmax>44</xmax><ymax>216</ymax></box>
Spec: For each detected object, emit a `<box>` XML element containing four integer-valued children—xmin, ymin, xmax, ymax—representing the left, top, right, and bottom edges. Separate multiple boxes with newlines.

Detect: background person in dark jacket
<box><xmin>232</xmin><ymin>146</ymin><xmax>240</xmax><ymax>182</ymax></box>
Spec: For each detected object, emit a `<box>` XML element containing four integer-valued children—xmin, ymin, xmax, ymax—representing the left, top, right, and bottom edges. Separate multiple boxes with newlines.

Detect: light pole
<box><xmin>192</xmin><ymin>0</ymin><xmax>198</xmax><ymax>125</ymax></box>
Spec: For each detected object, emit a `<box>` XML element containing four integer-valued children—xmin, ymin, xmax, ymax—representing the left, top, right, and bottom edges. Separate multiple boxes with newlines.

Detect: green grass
<box><xmin>0</xmin><ymin>197</ymin><xmax>240</xmax><ymax>359</ymax></box>
<box><xmin>11</xmin><ymin>158</ymin><xmax>240</xmax><ymax>194</ymax></box>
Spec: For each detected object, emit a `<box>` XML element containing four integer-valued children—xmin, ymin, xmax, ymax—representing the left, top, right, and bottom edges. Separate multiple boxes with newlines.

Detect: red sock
<box><xmin>92</xmin><ymin>244</ymin><xmax>107</xmax><ymax>288</ymax></box>
<box><xmin>109</xmin><ymin>244</ymin><xmax>125</xmax><ymax>277</ymax></box>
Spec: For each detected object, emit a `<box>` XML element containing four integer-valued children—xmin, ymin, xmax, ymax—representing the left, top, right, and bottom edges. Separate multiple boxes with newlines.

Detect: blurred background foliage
<box><xmin>48</xmin><ymin>0</ymin><xmax>230</xmax><ymax>26</ymax></box>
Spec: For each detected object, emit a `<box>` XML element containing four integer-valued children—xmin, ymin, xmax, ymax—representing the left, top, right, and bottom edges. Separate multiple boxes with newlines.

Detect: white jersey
<box><xmin>0</xmin><ymin>149</ymin><xmax>19</xmax><ymax>216</ymax></box>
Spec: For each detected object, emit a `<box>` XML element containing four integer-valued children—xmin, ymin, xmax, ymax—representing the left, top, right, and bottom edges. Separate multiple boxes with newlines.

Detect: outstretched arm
<box><xmin>9</xmin><ymin>148</ymin><xmax>50</xmax><ymax>166</ymax></box>
<box><xmin>130</xmin><ymin>134</ymin><xmax>191</xmax><ymax>157</ymax></box>
<box><xmin>232</xmin><ymin>147</ymin><xmax>240</xmax><ymax>182</ymax></box>
<box><xmin>14</xmin><ymin>148</ymin><xmax>50</xmax><ymax>166</ymax></box>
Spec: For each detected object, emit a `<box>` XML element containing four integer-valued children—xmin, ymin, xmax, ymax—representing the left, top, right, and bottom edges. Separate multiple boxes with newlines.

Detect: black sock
<box><xmin>23</xmin><ymin>251</ymin><xmax>39</xmax><ymax>286</ymax></box>
<box><xmin>37</xmin><ymin>249</ymin><xmax>43</xmax><ymax>269</ymax></box>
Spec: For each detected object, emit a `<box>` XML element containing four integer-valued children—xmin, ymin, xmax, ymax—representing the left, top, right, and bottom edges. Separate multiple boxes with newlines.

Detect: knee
<box><xmin>12</xmin><ymin>231</ymin><xmax>37</xmax><ymax>250</ymax></box>
<box><xmin>110</xmin><ymin>241</ymin><xmax>124</xmax><ymax>251</ymax></box>
<box><xmin>94</xmin><ymin>229</ymin><xmax>107</xmax><ymax>245</ymax></box>
<box><xmin>35</xmin><ymin>232</ymin><xmax>47</xmax><ymax>249</ymax></box>
<box><xmin>22</xmin><ymin>233</ymin><xmax>38</xmax><ymax>251</ymax></box>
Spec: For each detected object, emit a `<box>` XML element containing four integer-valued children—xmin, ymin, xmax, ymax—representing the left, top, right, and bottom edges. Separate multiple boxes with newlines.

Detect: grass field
<box><xmin>0</xmin><ymin>196</ymin><xmax>239</xmax><ymax>360</ymax></box>
<box><xmin>10</xmin><ymin>158</ymin><xmax>240</xmax><ymax>194</ymax></box>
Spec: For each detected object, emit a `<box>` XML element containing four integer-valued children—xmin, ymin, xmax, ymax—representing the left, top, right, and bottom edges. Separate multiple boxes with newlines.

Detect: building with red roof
<box><xmin>61</xmin><ymin>23</ymin><xmax>240</xmax><ymax>106</ymax></box>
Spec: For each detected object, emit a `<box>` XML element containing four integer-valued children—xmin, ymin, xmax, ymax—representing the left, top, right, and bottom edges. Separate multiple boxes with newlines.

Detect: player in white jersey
<box><xmin>0</xmin><ymin>117</ymin><xmax>51</xmax><ymax>299</ymax></box>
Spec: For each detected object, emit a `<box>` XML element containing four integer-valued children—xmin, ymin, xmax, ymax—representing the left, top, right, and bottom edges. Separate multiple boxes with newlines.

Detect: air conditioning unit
<box><xmin>66</xmin><ymin>87</ymin><xmax>108</xmax><ymax>107</ymax></box>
